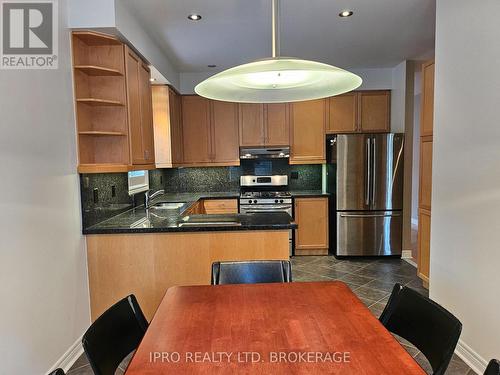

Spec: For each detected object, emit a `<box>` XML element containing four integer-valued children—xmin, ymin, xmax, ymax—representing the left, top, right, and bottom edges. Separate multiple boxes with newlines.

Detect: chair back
<box><xmin>485</xmin><ymin>359</ymin><xmax>500</xmax><ymax>375</ymax></box>
<box><xmin>379</xmin><ymin>283</ymin><xmax>402</xmax><ymax>323</ymax></box>
<box><xmin>212</xmin><ymin>260</ymin><xmax>292</xmax><ymax>285</ymax></box>
<box><xmin>82</xmin><ymin>294</ymin><xmax>148</xmax><ymax>375</ymax></box>
<box><xmin>380</xmin><ymin>286</ymin><xmax>462</xmax><ymax>375</ymax></box>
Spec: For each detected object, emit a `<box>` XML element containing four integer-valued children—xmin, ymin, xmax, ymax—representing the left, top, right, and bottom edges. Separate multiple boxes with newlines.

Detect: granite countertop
<box><xmin>289</xmin><ymin>190</ymin><xmax>330</xmax><ymax>197</ymax></box>
<box><xmin>84</xmin><ymin>191</ymin><xmax>296</xmax><ymax>235</ymax></box>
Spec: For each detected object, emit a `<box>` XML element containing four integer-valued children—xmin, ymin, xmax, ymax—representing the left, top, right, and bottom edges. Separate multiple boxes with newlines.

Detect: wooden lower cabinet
<box><xmin>294</xmin><ymin>197</ymin><xmax>329</xmax><ymax>255</ymax></box>
<box><xmin>417</xmin><ymin>208</ymin><xmax>431</xmax><ymax>286</ymax></box>
<box><xmin>202</xmin><ymin>199</ymin><xmax>238</xmax><ymax>214</ymax></box>
<box><xmin>86</xmin><ymin>230</ymin><xmax>290</xmax><ymax>320</ymax></box>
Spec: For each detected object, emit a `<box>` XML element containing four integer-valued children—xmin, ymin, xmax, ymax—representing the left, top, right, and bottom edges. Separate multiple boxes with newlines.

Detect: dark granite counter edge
<box><xmin>84</xmin><ymin>223</ymin><xmax>297</xmax><ymax>235</ymax></box>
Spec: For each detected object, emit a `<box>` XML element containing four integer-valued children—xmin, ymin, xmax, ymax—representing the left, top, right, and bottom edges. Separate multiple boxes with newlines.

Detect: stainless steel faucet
<box><xmin>144</xmin><ymin>189</ymin><xmax>165</xmax><ymax>209</ymax></box>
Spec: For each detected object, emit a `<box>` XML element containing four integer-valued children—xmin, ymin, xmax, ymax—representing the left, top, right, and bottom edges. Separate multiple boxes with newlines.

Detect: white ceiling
<box><xmin>121</xmin><ymin>0</ymin><xmax>435</xmax><ymax>73</ymax></box>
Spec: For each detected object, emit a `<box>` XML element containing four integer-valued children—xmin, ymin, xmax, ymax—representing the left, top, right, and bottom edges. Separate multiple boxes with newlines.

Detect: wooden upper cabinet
<box><xmin>239</xmin><ymin>103</ymin><xmax>265</xmax><ymax>146</ymax></box>
<box><xmin>294</xmin><ymin>197</ymin><xmax>329</xmax><ymax>255</ymax></box>
<box><xmin>152</xmin><ymin>86</ymin><xmax>183</xmax><ymax>168</ymax></box>
<box><xmin>125</xmin><ymin>47</ymin><xmax>155</xmax><ymax>166</ymax></box>
<box><xmin>265</xmin><ymin>103</ymin><xmax>289</xmax><ymax>146</ymax></box>
<box><xmin>211</xmin><ymin>101</ymin><xmax>240</xmax><ymax>164</ymax></box>
<box><xmin>326</xmin><ymin>90</ymin><xmax>390</xmax><ymax>134</ymax></box>
<box><xmin>181</xmin><ymin>96</ymin><xmax>240</xmax><ymax>166</ymax></box>
<box><xmin>139</xmin><ymin>62</ymin><xmax>155</xmax><ymax>163</ymax></box>
<box><xmin>358</xmin><ymin>91</ymin><xmax>390</xmax><ymax>132</ymax></box>
<box><xmin>125</xmin><ymin>48</ymin><xmax>144</xmax><ymax>165</ymax></box>
<box><xmin>421</xmin><ymin>61</ymin><xmax>435</xmax><ymax>137</ymax></box>
<box><xmin>328</xmin><ymin>93</ymin><xmax>358</xmax><ymax>133</ymax></box>
<box><xmin>169</xmin><ymin>89</ymin><xmax>184</xmax><ymax>165</ymax></box>
<box><xmin>290</xmin><ymin>99</ymin><xmax>326</xmax><ymax>164</ymax></box>
<box><xmin>181</xmin><ymin>95</ymin><xmax>212</xmax><ymax>164</ymax></box>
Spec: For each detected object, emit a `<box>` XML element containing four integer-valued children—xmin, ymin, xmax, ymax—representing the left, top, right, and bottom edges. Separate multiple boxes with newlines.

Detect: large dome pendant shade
<box><xmin>194</xmin><ymin>0</ymin><xmax>362</xmax><ymax>103</ymax></box>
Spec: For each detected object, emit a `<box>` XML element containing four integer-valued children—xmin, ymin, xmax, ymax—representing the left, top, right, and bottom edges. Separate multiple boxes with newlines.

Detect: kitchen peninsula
<box><xmin>84</xmin><ymin>192</ymin><xmax>295</xmax><ymax>320</ymax></box>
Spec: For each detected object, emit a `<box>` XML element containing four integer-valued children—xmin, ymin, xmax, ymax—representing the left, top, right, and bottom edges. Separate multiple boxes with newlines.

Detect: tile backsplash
<box><xmin>80</xmin><ymin>161</ymin><xmax>323</xmax><ymax>228</ymax></box>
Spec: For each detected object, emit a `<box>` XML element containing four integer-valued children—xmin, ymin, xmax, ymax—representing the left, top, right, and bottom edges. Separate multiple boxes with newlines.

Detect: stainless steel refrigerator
<box><xmin>327</xmin><ymin>134</ymin><xmax>404</xmax><ymax>256</ymax></box>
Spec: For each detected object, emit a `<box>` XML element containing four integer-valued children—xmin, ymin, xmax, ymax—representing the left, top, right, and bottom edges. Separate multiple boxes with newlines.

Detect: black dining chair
<box><xmin>379</xmin><ymin>285</ymin><xmax>462</xmax><ymax>375</ymax></box>
<box><xmin>211</xmin><ymin>260</ymin><xmax>292</xmax><ymax>285</ymax></box>
<box><xmin>48</xmin><ymin>369</ymin><xmax>65</xmax><ymax>375</ymax></box>
<box><xmin>485</xmin><ymin>359</ymin><xmax>500</xmax><ymax>375</ymax></box>
<box><xmin>82</xmin><ymin>294</ymin><xmax>148</xmax><ymax>375</ymax></box>
<box><xmin>379</xmin><ymin>283</ymin><xmax>403</xmax><ymax>323</ymax></box>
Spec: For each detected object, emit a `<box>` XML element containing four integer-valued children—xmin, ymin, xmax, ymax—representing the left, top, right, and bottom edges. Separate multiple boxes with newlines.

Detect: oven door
<box><xmin>239</xmin><ymin>204</ymin><xmax>294</xmax><ymax>256</ymax></box>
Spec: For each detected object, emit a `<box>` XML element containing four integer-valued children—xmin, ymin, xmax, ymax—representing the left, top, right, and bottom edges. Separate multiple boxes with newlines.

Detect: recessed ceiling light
<box><xmin>339</xmin><ymin>10</ymin><xmax>353</xmax><ymax>18</ymax></box>
<box><xmin>207</xmin><ymin>64</ymin><xmax>217</xmax><ymax>68</ymax></box>
<box><xmin>149</xmin><ymin>77</ymin><xmax>156</xmax><ymax>82</ymax></box>
<box><xmin>188</xmin><ymin>14</ymin><xmax>202</xmax><ymax>21</ymax></box>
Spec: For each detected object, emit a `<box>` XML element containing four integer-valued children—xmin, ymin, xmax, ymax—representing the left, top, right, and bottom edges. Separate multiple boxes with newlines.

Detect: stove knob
<box><xmin>280</xmin><ymin>199</ymin><xmax>284</xmax><ymax>203</ymax></box>
<box><xmin>248</xmin><ymin>200</ymin><xmax>252</xmax><ymax>204</ymax></box>
<box><xmin>275</xmin><ymin>199</ymin><xmax>279</xmax><ymax>203</ymax></box>
<box><xmin>253</xmin><ymin>200</ymin><xmax>258</xmax><ymax>204</ymax></box>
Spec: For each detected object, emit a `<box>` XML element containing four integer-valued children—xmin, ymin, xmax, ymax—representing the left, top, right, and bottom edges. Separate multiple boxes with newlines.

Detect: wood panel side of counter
<box><xmin>86</xmin><ymin>230</ymin><xmax>290</xmax><ymax>321</ymax></box>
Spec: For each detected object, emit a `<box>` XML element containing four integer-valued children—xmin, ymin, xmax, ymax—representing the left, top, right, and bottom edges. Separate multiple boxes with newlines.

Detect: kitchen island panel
<box><xmin>87</xmin><ymin>230</ymin><xmax>289</xmax><ymax>320</ymax></box>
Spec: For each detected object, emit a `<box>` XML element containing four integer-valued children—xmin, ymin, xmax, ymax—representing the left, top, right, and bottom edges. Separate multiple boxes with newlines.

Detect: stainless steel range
<box><xmin>239</xmin><ymin>175</ymin><xmax>293</xmax><ymax>255</ymax></box>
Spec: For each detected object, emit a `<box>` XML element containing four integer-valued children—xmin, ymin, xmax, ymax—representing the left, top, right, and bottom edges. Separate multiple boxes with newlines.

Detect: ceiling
<box><xmin>121</xmin><ymin>0</ymin><xmax>435</xmax><ymax>73</ymax></box>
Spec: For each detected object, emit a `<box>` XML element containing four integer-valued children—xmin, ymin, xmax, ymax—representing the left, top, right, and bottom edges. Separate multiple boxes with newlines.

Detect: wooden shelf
<box><xmin>76</xmin><ymin>98</ymin><xmax>124</xmax><ymax>106</ymax></box>
<box><xmin>74</xmin><ymin>65</ymin><xmax>123</xmax><ymax>76</ymax></box>
<box><xmin>79</xmin><ymin>131</ymin><xmax>127</xmax><ymax>136</ymax></box>
<box><xmin>73</xmin><ymin>31</ymin><xmax>122</xmax><ymax>46</ymax></box>
<box><xmin>78</xmin><ymin>163</ymin><xmax>130</xmax><ymax>173</ymax></box>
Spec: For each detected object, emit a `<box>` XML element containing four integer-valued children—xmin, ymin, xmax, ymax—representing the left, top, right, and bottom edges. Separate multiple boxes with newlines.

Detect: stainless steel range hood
<box><xmin>240</xmin><ymin>147</ymin><xmax>290</xmax><ymax>160</ymax></box>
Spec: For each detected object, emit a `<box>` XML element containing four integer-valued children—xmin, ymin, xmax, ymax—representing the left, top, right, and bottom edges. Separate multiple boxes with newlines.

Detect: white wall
<box><xmin>0</xmin><ymin>1</ymin><xmax>90</xmax><ymax>373</ymax></box>
<box><xmin>114</xmin><ymin>0</ymin><xmax>180</xmax><ymax>89</ymax></box>
<box><xmin>68</xmin><ymin>0</ymin><xmax>115</xmax><ymax>28</ymax></box>
<box><xmin>431</xmin><ymin>0</ymin><xmax>500</xmax><ymax>371</ymax></box>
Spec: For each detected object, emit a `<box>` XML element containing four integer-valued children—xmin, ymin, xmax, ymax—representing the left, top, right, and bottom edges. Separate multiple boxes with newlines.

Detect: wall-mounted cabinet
<box><xmin>290</xmin><ymin>99</ymin><xmax>327</xmax><ymax>164</ymax></box>
<box><xmin>72</xmin><ymin>31</ymin><xmax>155</xmax><ymax>173</ymax></box>
<box><xmin>181</xmin><ymin>96</ymin><xmax>240</xmax><ymax>166</ymax></box>
<box><xmin>239</xmin><ymin>103</ymin><xmax>289</xmax><ymax>147</ymax></box>
<box><xmin>327</xmin><ymin>90</ymin><xmax>391</xmax><ymax>134</ymax></box>
<box><xmin>151</xmin><ymin>85</ymin><xmax>183</xmax><ymax>168</ymax></box>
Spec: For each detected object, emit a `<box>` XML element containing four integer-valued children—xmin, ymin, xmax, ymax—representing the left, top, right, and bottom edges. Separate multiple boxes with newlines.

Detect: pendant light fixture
<box><xmin>195</xmin><ymin>0</ymin><xmax>362</xmax><ymax>103</ymax></box>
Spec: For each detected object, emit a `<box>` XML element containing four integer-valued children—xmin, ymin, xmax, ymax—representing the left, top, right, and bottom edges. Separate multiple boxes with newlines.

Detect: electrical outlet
<box><xmin>291</xmin><ymin>171</ymin><xmax>299</xmax><ymax>179</ymax></box>
<box><xmin>83</xmin><ymin>176</ymin><xmax>90</xmax><ymax>188</ymax></box>
<box><xmin>93</xmin><ymin>188</ymin><xmax>99</xmax><ymax>204</ymax></box>
<box><xmin>111</xmin><ymin>185</ymin><xmax>116</xmax><ymax>197</ymax></box>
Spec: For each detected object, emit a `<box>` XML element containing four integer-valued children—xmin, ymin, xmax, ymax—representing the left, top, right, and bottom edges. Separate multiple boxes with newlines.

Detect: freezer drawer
<box><xmin>336</xmin><ymin>211</ymin><xmax>402</xmax><ymax>256</ymax></box>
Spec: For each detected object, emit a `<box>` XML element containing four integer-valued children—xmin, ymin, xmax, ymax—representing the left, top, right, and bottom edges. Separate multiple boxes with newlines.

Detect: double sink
<box><xmin>133</xmin><ymin>200</ymin><xmax>242</xmax><ymax>228</ymax></box>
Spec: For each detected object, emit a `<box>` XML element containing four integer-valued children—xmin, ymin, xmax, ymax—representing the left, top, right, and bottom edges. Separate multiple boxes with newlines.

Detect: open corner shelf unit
<box><xmin>72</xmin><ymin>31</ymin><xmax>131</xmax><ymax>173</ymax></box>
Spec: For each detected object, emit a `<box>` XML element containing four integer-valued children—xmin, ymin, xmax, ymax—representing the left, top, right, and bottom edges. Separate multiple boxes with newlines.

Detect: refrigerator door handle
<box><xmin>372</xmin><ymin>137</ymin><xmax>377</xmax><ymax>206</ymax></box>
<box><xmin>339</xmin><ymin>213</ymin><xmax>401</xmax><ymax>218</ymax></box>
<box><xmin>365</xmin><ymin>138</ymin><xmax>371</xmax><ymax>206</ymax></box>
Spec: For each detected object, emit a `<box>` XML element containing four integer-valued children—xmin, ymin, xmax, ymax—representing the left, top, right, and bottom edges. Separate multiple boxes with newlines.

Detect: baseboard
<box><xmin>46</xmin><ymin>334</ymin><xmax>84</xmax><ymax>374</ymax></box>
<box><xmin>402</xmin><ymin>253</ymin><xmax>417</xmax><ymax>268</ymax></box>
<box><xmin>455</xmin><ymin>339</ymin><xmax>488</xmax><ymax>374</ymax></box>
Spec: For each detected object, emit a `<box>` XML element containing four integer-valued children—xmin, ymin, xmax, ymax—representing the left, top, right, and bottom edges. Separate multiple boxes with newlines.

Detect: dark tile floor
<box><xmin>68</xmin><ymin>256</ymin><xmax>475</xmax><ymax>375</ymax></box>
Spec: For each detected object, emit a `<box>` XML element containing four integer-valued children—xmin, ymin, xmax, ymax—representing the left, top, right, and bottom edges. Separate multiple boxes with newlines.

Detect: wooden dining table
<box><xmin>125</xmin><ymin>281</ymin><xmax>425</xmax><ymax>374</ymax></box>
